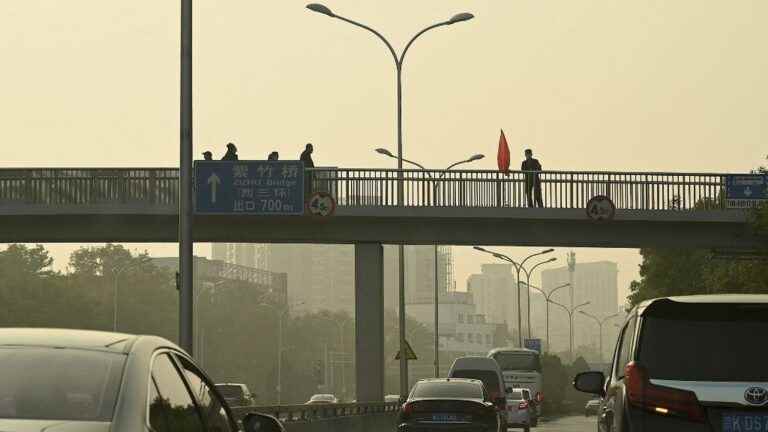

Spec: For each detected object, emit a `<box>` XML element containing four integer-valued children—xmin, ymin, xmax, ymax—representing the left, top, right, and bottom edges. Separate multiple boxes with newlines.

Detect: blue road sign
<box><xmin>725</xmin><ymin>175</ymin><xmax>768</xmax><ymax>209</ymax></box>
<box><xmin>524</xmin><ymin>338</ymin><xmax>542</xmax><ymax>353</ymax></box>
<box><xmin>195</xmin><ymin>161</ymin><xmax>304</xmax><ymax>215</ymax></box>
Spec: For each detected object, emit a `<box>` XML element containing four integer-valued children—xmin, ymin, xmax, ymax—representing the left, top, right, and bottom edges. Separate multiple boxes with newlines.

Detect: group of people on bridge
<box><xmin>201</xmin><ymin>142</ymin><xmax>316</xmax><ymax>168</ymax></box>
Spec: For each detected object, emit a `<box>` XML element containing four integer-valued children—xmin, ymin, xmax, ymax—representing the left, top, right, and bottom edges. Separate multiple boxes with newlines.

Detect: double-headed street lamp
<box><xmin>473</xmin><ymin>247</ymin><xmax>555</xmax><ymax>347</ymax></box>
<box><xmin>578</xmin><ymin>311</ymin><xmax>623</xmax><ymax>363</ymax></box>
<box><xmin>308</xmin><ymin>3</ymin><xmax>474</xmax><ymax>399</ymax></box>
<box><xmin>257</xmin><ymin>301</ymin><xmax>304</xmax><ymax>405</ymax></box>
<box><xmin>548</xmin><ymin>300</ymin><xmax>590</xmax><ymax>361</ymax></box>
<box><xmin>526</xmin><ymin>283</ymin><xmax>570</xmax><ymax>352</ymax></box>
<box><xmin>376</xmin><ymin>149</ymin><xmax>484</xmax><ymax>378</ymax></box>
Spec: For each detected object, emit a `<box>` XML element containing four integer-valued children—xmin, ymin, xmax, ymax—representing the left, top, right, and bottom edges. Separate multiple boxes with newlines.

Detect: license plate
<box><xmin>722</xmin><ymin>413</ymin><xmax>768</xmax><ymax>432</ymax></box>
<box><xmin>432</xmin><ymin>414</ymin><xmax>459</xmax><ymax>423</ymax></box>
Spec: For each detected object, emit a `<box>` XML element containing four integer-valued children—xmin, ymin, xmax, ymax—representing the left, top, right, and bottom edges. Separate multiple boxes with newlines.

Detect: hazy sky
<box><xmin>2</xmin><ymin>1</ymin><xmax>766</xmax><ymax>302</ymax></box>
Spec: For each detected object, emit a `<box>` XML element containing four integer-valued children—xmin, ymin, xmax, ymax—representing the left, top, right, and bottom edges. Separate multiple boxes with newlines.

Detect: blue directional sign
<box><xmin>725</xmin><ymin>175</ymin><xmax>767</xmax><ymax>209</ymax></box>
<box><xmin>524</xmin><ymin>338</ymin><xmax>542</xmax><ymax>353</ymax></box>
<box><xmin>195</xmin><ymin>161</ymin><xmax>304</xmax><ymax>215</ymax></box>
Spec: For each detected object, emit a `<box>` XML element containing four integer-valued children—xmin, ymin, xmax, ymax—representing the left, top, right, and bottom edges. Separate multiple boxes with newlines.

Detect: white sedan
<box><xmin>0</xmin><ymin>328</ymin><xmax>282</xmax><ymax>432</ymax></box>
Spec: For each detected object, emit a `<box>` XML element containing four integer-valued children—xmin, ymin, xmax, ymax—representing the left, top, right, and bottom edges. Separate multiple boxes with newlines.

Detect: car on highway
<box><xmin>398</xmin><ymin>378</ymin><xmax>500</xmax><ymax>432</ymax></box>
<box><xmin>0</xmin><ymin>328</ymin><xmax>283</xmax><ymax>432</ymax></box>
<box><xmin>386</xmin><ymin>394</ymin><xmax>402</xmax><ymax>403</ymax></box>
<box><xmin>584</xmin><ymin>398</ymin><xmax>601</xmax><ymax>416</ymax></box>
<box><xmin>506</xmin><ymin>388</ymin><xmax>532</xmax><ymax>432</ymax></box>
<box><xmin>216</xmin><ymin>382</ymin><xmax>255</xmax><ymax>407</ymax></box>
<box><xmin>448</xmin><ymin>356</ymin><xmax>508</xmax><ymax>429</ymax></box>
<box><xmin>305</xmin><ymin>394</ymin><xmax>339</xmax><ymax>405</ymax></box>
<box><xmin>574</xmin><ymin>295</ymin><xmax>768</xmax><ymax>432</ymax></box>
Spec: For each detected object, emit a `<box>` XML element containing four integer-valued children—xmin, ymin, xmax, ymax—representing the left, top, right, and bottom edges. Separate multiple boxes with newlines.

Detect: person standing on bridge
<box><xmin>522</xmin><ymin>148</ymin><xmax>543</xmax><ymax>207</ymax></box>
<box><xmin>221</xmin><ymin>142</ymin><xmax>238</xmax><ymax>161</ymax></box>
<box><xmin>202</xmin><ymin>151</ymin><xmax>213</xmax><ymax>161</ymax></box>
<box><xmin>301</xmin><ymin>143</ymin><xmax>315</xmax><ymax>200</ymax></box>
<box><xmin>268</xmin><ymin>151</ymin><xmax>279</xmax><ymax>161</ymax></box>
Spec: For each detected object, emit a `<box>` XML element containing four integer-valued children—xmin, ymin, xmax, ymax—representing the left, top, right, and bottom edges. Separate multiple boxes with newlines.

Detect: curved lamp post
<box><xmin>376</xmin><ymin>150</ymin><xmax>483</xmax><ymax>378</ymax></box>
<box><xmin>527</xmin><ymin>282</ymin><xmax>570</xmax><ymax>352</ymax></box>
<box><xmin>309</xmin><ymin>4</ymin><xmax>474</xmax><ymax>398</ymax></box>
<box><xmin>548</xmin><ymin>300</ymin><xmax>590</xmax><ymax>361</ymax></box>
<box><xmin>578</xmin><ymin>311</ymin><xmax>623</xmax><ymax>363</ymax></box>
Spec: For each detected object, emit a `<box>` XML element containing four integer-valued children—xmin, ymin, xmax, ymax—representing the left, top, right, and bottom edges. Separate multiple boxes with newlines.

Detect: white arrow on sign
<box><xmin>207</xmin><ymin>172</ymin><xmax>221</xmax><ymax>204</ymax></box>
<box><xmin>744</xmin><ymin>187</ymin><xmax>753</xmax><ymax>197</ymax></box>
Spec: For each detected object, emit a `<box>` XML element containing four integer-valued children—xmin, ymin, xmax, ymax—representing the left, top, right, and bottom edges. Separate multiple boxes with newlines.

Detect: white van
<box><xmin>448</xmin><ymin>356</ymin><xmax>507</xmax><ymax>429</ymax></box>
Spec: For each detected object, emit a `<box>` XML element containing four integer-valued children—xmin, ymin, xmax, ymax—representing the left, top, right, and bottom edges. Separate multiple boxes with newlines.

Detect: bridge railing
<box><xmin>0</xmin><ymin>167</ymin><xmax>729</xmax><ymax>211</ymax></box>
<box><xmin>230</xmin><ymin>402</ymin><xmax>399</xmax><ymax>423</ymax></box>
<box><xmin>315</xmin><ymin>168</ymin><xmax>727</xmax><ymax>211</ymax></box>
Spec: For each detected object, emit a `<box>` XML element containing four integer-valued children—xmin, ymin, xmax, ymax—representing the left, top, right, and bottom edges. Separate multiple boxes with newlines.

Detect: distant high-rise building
<box><xmin>467</xmin><ymin>264</ymin><xmax>526</xmax><ymax>337</ymax></box>
<box><xmin>541</xmin><ymin>257</ymin><xmax>619</xmax><ymax>358</ymax></box>
<box><xmin>211</xmin><ymin>244</ymin><xmax>269</xmax><ymax>270</ymax></box>
<box><xmin>265</xmin><ymin>244</ymin><xmax>355</xmax><ymax>315</ymax></box>
<box><xmin>383</xmin><ymin>245</ymin><xmax>454</xmax><ymax>311</ymax></box>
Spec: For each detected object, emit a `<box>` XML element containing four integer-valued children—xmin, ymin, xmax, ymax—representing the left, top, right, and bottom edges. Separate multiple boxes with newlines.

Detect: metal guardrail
<box><xmin>231</xmin><ymin>402</ymin><xmax>400</xmax><ymax>423</ymax></box>
<box><xmin>0</xmin><ymin>167</ymin><xmax>729</xmax><ymax>211</ymax></box>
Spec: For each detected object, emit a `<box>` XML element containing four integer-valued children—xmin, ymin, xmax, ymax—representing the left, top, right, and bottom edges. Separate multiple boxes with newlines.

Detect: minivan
<box><xmin>574</xmin><ymin>295</ymin><xmax>768</xmax><ymax>432</ymax></box>
<box><xmin>448</xmin><ymin>356</ymin><xmax>507</xmax><ymax>429</ymax></box>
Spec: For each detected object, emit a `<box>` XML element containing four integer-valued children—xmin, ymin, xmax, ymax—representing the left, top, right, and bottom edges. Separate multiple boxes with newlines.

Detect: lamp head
<box><xmin>375</xmin><ymin>148</ymin><xmax>394</xmax><ymax>157</ymax></box>
<box><xmin>448</xmin><ymin>12</ymin><xmax>474</xmax><ymax>24</ymax></box>
<box><xmin>473</xmin><ymin>246</ymin><xmax>488</xmax><ymax>252</ymax></box>
<box><xmin>468</xmin><ymin>154</ymin><xmax>485</xmax><ymax>162</ymax></box>
<box><xmin>306</xmin><ymin>3</ymin><xmax>335</xmax><ymax>17</ymax></box>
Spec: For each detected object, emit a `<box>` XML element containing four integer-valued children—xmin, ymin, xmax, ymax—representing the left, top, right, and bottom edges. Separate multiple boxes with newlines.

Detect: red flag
<box><xmin>497</xmin><ymin>129</ymin><xmax>510</xmax><ymax>176</ymax></box>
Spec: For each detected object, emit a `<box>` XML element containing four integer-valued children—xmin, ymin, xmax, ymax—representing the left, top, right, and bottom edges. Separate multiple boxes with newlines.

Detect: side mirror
<box><xmin>573</xmin><ymin>371</ymin><xmax>606</xmax><ymax>397</ymax></box>
<box><xmin>242</xmin><ymin>413</ymin><xmax>285</xmax><ymax>432</ymax></box>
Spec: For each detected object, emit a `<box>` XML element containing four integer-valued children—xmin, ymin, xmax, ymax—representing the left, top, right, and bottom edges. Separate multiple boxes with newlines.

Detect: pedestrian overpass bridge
<box><xmin>0</xmin><ymin>167</ymin><xmax>756</xmax><ymax>249</ymax></box>
<box><xmin>0</xmin><ymin>166</ymin><xmax>760</xmax><ymax>406</ymax></box>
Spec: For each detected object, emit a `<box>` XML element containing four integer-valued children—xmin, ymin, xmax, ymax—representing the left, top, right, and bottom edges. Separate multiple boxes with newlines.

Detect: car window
<box><xmin>0</xmin><ymin>347</ymin><xmax>124</xmax><ymax>422</ymax></box>
<box><xmin>616</xmin><ymin>317</ymin><xmax>636</xmax><ymax>379</ymax></box>
<box><xmin>449</xmin><ymin>370</ymin><xmax>502</xmax><ymax>397</ymax></box>
<box><xmin>149</xmin><ymin>353</ymin><xmax>204</xmax><ymax>432</ymax></box>
<box><xmin>175</xmin><ymin>355</ymin><xmax>234</xmax><ymax>432</ymax></box>
<box><xmin>411</xmin><ymin>381</ymin><xmax>484</xmax><ymax>399</ymax></box>
<box><xmin>638</xmin><ymin>303</ymin><xmax>768</xmax><ymax>381</ymax></box>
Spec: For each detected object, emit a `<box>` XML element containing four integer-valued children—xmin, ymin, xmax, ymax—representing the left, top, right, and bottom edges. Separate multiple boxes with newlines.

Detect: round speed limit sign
<box><xmin>307</xmin><ymin>192</ymin><xmax>336</xmax><ymax>217</ymax></box>
<box><xmin>586</xmin><ymin>195</ymin><xmax>616</xmax><ymax>221</ymax></box>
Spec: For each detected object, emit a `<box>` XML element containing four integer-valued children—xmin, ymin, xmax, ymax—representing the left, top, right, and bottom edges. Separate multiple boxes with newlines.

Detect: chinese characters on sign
<box><xmin>195</xmin><ymin>161</ymin><xmax>305</xmax><ymax>215</ymax></box>
<box><xmin>725</xmin><ymin>175</ymin><xmax>768</xmax><ymax>209</ymax></box>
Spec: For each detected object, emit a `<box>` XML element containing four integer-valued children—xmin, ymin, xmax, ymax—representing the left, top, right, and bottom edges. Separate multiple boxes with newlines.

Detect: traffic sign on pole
<box><xmin>195</xmin><ymin>161</ymin><xmax>305</xmax><ymax>215</ymax></box>
<box><xmin>524</xmin><ymin>338</ymin><xmax>542</xmax><ymax>353</ymax></box>
<box><xmin>586</xmin><ymin>195</ymin><xmax>616</xmax><ymax>221</ymax></box>
<box><xmin>394</xmin><ymin>339</ymin><xmax>418</xmax><ymax>361</ymax></box>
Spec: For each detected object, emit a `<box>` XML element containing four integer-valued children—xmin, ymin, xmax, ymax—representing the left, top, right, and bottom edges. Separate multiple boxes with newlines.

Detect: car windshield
<box><xmin>412</xmin><ymin>381</ymin><xmax>483</xmax><ymax>399</ymax></box>
<box><xmin>311</xmin><ymin>394</ymin><xmax>334</xmax><ymax>401</ymax></box>
<box><xmin>491</xmin><ymin>352</ymin><xmax>541</xmax><ymax>372</ymax></box>
<box><xmin>216</xmin><ymin>385</ymin><xmax>244</xmax><ymax>398</ymax></box>
<box><xmin>639</xmin><ymin>303</ymin><xmax>768</xmax><ymax>381</ymax></box>
<box><xmin>449</xmin><ymin>370</ymin><xmax>501</xmax><ymax>396</ymax></box>
<box><xmin>0</xmin><ymin>347</ymin><xmax>125</xmax><ymax>421</ymax></box>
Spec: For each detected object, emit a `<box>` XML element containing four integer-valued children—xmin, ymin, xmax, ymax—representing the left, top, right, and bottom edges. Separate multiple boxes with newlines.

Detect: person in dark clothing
<box><xmin>300</xmin><ymin>143</ymin><xmax>315</xmax><ymax>200</ymax></box>
<box><xmin>268</xmin><ymin>151</ymin><xmax>279</xmax><ymax>161</ymax></box>
<box><xmin>300</xmin><ymin>143</ymin><xmax>315</xmax><ymax>168</ymax></box>
<box><xmin>221</xmin><ymin>143</ymin><xmax>238</xmax><ymax>161</ymax></box>
<box><xmin>202</xmin><ymin>151</ymin><xmax>213</xmax><ymax>161</ymax></box>
<box><xmin>521</xmin><ymin>149</ymin><xmax>543</xmax><ymax>207</ymax></box>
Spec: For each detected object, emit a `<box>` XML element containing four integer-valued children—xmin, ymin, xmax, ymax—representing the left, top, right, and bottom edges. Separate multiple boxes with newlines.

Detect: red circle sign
<box><xmin>586</xmin><ymin>195</ymin><xmax>616</xmax><ymax>221</ymax></box>
<box><xmin>307</xmin><ymin>192</ymin><xmax>336</xmax><ymax>217</ymax></box>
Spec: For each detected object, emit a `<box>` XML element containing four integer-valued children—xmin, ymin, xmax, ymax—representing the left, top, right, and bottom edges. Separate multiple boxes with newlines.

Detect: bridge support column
<box><xmin>355</xmin><ymin>243</ymin><xmax>385</xmax><ymax>403</ymax></box>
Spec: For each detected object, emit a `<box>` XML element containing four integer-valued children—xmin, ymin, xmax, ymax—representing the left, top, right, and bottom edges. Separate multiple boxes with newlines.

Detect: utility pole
<box><xmin>567</xmin><ymin>252</ymin><xmax>576</xmax><ymax>356</ymax></box>
<box><xmin>179</xmin><ymin>0</ymin><xmax>194</xmax><ymax>355</ymax></box>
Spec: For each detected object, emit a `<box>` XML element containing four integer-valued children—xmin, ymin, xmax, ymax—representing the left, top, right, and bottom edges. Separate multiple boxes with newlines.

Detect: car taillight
<box><xmin>518</xmin><ymin>401</ymin><xmax>529</xmax><ymax>410</ymax></box>
<box><xmin>401</xmin><ymin>402</ymin><xmax>413</xmax><ymax>416</ymax></box>
<box><xmin>624</xmin><ymin>361</ymin><xmax>705</xmax><ymax>422</ymax></box>
<box><xmin>535</xmin><ymin>392</ymin><xmax>543</xmax><ymax>403</ymax></box>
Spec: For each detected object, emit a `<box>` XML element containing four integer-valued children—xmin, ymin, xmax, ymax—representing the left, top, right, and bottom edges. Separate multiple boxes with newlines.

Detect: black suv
<box><xmin>574</xmin><ymin>295</ymin><xmax>768</xmax><ymax>432</ymax></box>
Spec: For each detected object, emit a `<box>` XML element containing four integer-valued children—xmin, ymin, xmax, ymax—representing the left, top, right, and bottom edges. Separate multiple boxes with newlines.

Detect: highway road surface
<box><xmin>512</xmin><ymin>415</ymin><xmax>597</xmax><ymax>432</ymax></box>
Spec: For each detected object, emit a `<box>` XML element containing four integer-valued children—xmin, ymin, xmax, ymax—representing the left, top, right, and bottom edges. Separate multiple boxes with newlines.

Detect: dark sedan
<box><xmin>398</xmin><ymin>378</ymin><xmax>500</xmax><ymax>432</ymax></box>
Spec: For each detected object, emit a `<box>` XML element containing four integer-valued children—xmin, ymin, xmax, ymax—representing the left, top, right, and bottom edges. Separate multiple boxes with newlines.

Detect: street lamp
<box><xmin>473</xmin><ymin>246</ymin><xmax>554</xmax><ymax>347</ymax></box>
<box><xmin>525</xmin><ymin>257</ymin><xmax>557</xmax><ymax>339</ymax></box>
<box><xmin>548</xmin><ymin>300</ymin><xmax>590</xmax><ymax>361</ymax></box>
<box><xmin>309</xmin><ymin>3</ymin><xmax>473</xmax><ymax>399</ymax></box>
<box><xmin>527</xmin><ymin>283</ymin><xmax>570</xmax><ymax>352</ymax></box>
<box><xmin>257</xmin><ymin>301</ymin><xmax>304</xmax><ymax>405</ymax></box>
<box><xmin>376</xmin><ymin>150</ymin><xmax>484</xmax><ymax>378</ymax></box>
<box><xmin>578</xmin><ymin>311</ymin><xmax>623</xmax><ymax>363</ymax></box>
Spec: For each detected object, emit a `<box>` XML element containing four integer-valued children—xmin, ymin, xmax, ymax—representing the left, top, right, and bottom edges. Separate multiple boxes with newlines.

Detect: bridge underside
<box><xmin>0</xmin><ymin>208</ymin><xmax>755</xmax><ymax>249</ymax></box>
